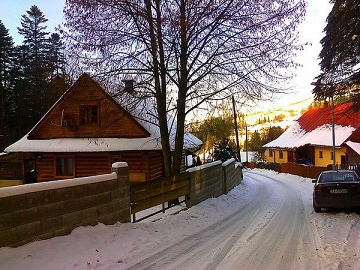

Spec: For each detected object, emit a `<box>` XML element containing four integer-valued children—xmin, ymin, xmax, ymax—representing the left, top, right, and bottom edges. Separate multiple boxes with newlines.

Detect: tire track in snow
<box><xmin>126</xmin><ymin>177</ymin><xmax>273</xmax><ymax>270</ymax></box>
<box><xmin>228</xmin><ymin>171</ymin><xmax>323</xmax><ymax>270</ymax></box>
<box><xmin>126</xmin><ymin>170</ymin><xmax>324</xmax><ymax>270</ymax></box>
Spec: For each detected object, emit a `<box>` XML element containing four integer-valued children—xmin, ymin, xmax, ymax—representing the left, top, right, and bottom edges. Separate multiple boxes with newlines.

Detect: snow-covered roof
<box><xmin>263</xmin><ymin>103</ymin><xmax>359</xmax><ymax>149</ymax></box>
<box><xmin>4</xmin><ymin>74</ymin><xmax>202</xmax><ymax>153</ymax></box>
<box><xmin>263</xmin><ymin>122</ymin><xmax>355</xmax><ymax>149</ymax></box>
<box><xmin>5</xmin><ymin>133</ymin><xmax>202</xmax><ymax>153</ymax></box>
<box><xmin>345</xmin><ymin>141</ymin><xmax>360</xmax><ymax>156</ymax></box>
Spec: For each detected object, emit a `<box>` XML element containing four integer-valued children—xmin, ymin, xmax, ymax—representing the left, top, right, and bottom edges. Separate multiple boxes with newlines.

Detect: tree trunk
<box><xmin>144</xmin><ymin>0</ymin><xmax>172</xmax><ymax>177</ymax></box>
<box><xmin>173</xmin><ymin>0</ymin><xmax>187</xmax><ymax>175</ymax></box>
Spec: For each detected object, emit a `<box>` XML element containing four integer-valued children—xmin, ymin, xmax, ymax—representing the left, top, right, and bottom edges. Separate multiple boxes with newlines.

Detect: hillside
<box><xmin>243</xmin><ymin>97</ymin><xmax>313</xmax><ymax>132</ymax></box>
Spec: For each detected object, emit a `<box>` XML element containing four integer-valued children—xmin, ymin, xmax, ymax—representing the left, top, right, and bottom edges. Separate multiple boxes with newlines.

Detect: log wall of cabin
<box><xmin>148</xmin><ymin>151</ymin><xmax>164</xmax><ymax>180</ymax></box>
<box><xmin>29</xmin><ymin>76</ymin><xmax>150</xmax><ymax>139</ymax></box>
<box><xmin>35</xmin><ymin>151</ymin><xmax>163</xmax><ymax>182</ymax></box>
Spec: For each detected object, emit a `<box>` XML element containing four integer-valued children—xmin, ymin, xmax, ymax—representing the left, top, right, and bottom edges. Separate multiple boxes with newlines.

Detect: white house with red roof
<box><xmin>263</xmin><ymin>103</ymin><xmax>360</xmax><ymax>167</ymax></box>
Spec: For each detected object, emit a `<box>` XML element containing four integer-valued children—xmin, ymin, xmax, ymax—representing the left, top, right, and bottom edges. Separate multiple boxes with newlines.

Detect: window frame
<box><xmin>79</xmin><ymin>105</ymin><xmax>99</xmax><ymax>126</ymax></box>
<box><xmin>55</xmin><ymin>155</ymin><xmax>75</xmax><ymax>178</ymax></box>
<box><xmin>279</xmin><ymin>150</ymin><xmax>284</xmax><ymax>159</ymax></box>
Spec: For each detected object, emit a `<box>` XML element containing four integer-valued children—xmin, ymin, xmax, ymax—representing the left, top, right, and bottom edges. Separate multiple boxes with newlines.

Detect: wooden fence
<box><xmin>251</xmin><ymin>162</ymin><xmax>360</xmax><ymax>179</ymax></box>
<box><xmin>130</xmin><ymin>173</ymin><xmax>190</xmax><ymax>222</ymax></box>
<box><xmin>279</xmin><ymin>163</ymin><xmax>328</xmax><ymax>179</ymax></box>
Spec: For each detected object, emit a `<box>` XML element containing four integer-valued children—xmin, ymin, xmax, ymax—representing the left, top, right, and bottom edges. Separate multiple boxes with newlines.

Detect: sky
<box><xmin>0</xmin><ymin>0</ymin><xmax>333</xmax><ymax>107</ymax></box>
<box><xmin>0</xmin><ymin>169</ymin><xmax>359</xmax><ymax>269</ymax></box>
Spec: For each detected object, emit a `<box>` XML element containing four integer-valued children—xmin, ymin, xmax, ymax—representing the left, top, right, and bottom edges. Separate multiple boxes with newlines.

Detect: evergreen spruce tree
<box><xmin>313</xmin><ymin>0</ymin><xmax>359</xmax><ymax>110</ymax></box>
<box><xmin>0</xmin><ymin>21</ymin><xmax>15</xmax><ymax>149</ymax></box>
<box><xmin>48</xmin><ymin>33</ymin><xmax>69</xmax><ymax>101</ymax></box>
<box><xmin>13</xmin><ymin>5</ymin><xmax>51</xmax><ymax>139</ymax></box>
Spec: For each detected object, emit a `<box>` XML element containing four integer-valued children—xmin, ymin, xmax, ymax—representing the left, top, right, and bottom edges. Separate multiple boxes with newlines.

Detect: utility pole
<box><xmin>232</xmin><ymin>95</ymin><xmax>241</xmax><ymax>162</ymax></box>
<box><xmin>245</xmin><ymin>125</ymin><xmax>248</xmax><ymax>162</ymax></box>
<box><xmin>331</xmin><ymin>96</ymin><xmax>336</xmax><ymax>169</ymax></box>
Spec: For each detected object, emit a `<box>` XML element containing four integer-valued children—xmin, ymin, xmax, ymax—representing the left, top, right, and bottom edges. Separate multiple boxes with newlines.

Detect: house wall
<box><xmin>29</xmin><ymin>74</ymin><xmax>150</xmax><ymax>139</ymax></box>
<box><xmin>35</xmin><ymin>151</ymin><xmax>163</xmax><ymax>182</ymax></box>
<box><xmin>0</xmin><ymin>163</ymin><xmax>130</xmax><ymax>248</ymax></box>
<box><xmin>314</xmin><ymin>146</ymin><xmax>347</xmax><ymax>167</ymax></box>
<box><xmin>265</xmin><ymin>146</ymin><xmax>347</xmax><ymax>167</ymax></box>
<box><xmin>347</xmin><ymin>147</ymin><xmax>360</xmax><ymax>164</ymax></box>
<box><xmin>264</xmin><ymin>149</ymin><xmax>289</xmax><ymax>164</ymax></box>
<box><xmin>264</xmin><ymin>149</ymin><xmax>273</xmax><ymax>163</ymax></box>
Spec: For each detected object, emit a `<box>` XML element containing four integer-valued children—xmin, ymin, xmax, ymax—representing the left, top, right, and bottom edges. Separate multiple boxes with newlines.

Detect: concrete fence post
<box><xmin>111</xmin><ymin>162</ymin><xmax>131</xmax><ymax>223</ymax></box>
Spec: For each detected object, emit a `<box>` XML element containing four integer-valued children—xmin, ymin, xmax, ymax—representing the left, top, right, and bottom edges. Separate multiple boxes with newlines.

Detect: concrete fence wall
<box><xmin>0</xmin><ymin>160</ymin><xmax>244</xmax><ymax>248</ymax></box>
<box><xmin>222</xmin><ymin>158</ymin><xmax>243</xmax><ymax>194</ymax></box>
<box><xmin>186</xmin><ymin>159</ymin><xmax>243</xmax><ymax>207</ymax></box>
<box><xmin>0</xmin><ymin>162</ymin><xmax>130</xmax><ymax>248</ymax></box>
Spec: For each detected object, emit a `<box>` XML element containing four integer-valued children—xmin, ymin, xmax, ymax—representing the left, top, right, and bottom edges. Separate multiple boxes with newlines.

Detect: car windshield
<box><xmin>319</xmin><ymin>171</ymin><xmax>359</xmax><ymax>183</ymax></box>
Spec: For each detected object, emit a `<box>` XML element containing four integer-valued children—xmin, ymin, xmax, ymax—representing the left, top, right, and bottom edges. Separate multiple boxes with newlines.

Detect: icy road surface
<box><xmin>128</xmin><ymin>170</ymin><xmax>360</xmax><ymax>270</ymax></box>
<box><xmin>0</xmin><ymin>169</ymin><xmax>359</xmax><ymax>270</ymax></box>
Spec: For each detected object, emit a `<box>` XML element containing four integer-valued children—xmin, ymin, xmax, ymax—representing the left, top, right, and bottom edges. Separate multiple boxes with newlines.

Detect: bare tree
<box><xmin>63</xmin><ymin>0</ymin><xmax>305</xmax><ymax>176</ymax></box>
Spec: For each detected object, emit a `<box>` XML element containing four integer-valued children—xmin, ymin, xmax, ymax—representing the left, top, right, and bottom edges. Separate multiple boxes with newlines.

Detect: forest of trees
<box><xmin>0</xmin><ymin>5</ymin><xmax>69</xmax><ymax>149</ymax></box>
<box><xmin>188</xmin><ymin>113</ymin><xmax>284</xmax><ymax>162</ymax></box>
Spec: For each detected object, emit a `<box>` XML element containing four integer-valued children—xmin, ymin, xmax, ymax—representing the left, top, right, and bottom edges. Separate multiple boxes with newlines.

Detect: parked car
<box><xmin>312</xmin><ymin>170</ymin><xmax>360</xmax><ymax>212</ymax></box>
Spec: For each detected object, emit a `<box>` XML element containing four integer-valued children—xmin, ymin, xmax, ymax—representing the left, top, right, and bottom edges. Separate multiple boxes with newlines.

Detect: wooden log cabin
<box><xmin>1</xmin><ymin>74</ymin><xmax>202</xmax><ymax>185</ymax></box>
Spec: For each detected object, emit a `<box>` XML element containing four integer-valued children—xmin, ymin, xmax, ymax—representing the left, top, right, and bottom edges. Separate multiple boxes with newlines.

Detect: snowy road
<box><xmin>127</xmin><ymin>170</ymin><xmax>359</xmax><ymax>270</ymax></box>
<box><xmin>1</xmin><ymin>169</ymin><xmax>359</xmax><ymax>270</ymax></box>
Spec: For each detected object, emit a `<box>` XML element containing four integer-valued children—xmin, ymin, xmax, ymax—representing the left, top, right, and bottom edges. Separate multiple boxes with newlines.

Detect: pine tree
<box><xmin>48</xmin><ymin>33</ymin><xmax>69</xmax><ymax>101</ymax></box>
<box><xmin>14</xmin><ymin>5</ymin><xmax>51</xmax><ymax>138</ymax></box>
<box><xmin>0</xmin><ymin>21</ymin><xmax>15</xmax><ymax>149</ymax></box>
<box><xmin>313</xmin><ymin>0</ymin><xmax>359</xmax><ymax>110</ymax></box>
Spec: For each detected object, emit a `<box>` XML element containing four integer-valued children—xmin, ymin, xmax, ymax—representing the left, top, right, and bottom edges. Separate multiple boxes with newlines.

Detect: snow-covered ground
<box><xmin>0</xmin><ymin>169</ymin><xmax>359</xmax><ymax>269</ymax></box>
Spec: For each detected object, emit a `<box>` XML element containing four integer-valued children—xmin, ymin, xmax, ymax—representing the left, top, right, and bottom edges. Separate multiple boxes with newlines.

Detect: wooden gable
<box><xmin>28</xmin><ymin>74</ymin><xmax>150</xmax><ymax>139</ymax></box>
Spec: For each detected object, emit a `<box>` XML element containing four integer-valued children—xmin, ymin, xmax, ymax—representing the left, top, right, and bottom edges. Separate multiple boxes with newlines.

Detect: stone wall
<box><xmin>222</xmin><ymin>158</ymin><xmax>243</xmax><ymax>194</ymax></box>
<box><xmin>0</xmin><ymin>162</ymin><xmax>130</xmax><ymax>248</ymax></box>
<box><xmin>186</xmin><ymin>159</ymin><xmax>243</xmax><ymax>207</ymax></box>
<box><xmin>0</xmin><ymin>160</ymin><xmax>244</xmax><ymax>247</ymax></box>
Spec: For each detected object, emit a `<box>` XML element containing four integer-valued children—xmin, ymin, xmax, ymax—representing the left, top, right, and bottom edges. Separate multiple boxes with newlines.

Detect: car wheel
<box><xmin>313</xmin><ymin>201</ymin><xmax>321</xmax><ymax>213</ymax></box>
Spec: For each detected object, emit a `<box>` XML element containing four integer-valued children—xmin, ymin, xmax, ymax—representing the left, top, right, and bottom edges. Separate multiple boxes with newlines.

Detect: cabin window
<box><xmin>319</xmin><ymin>151</ymin><xmax>323</xmax><ymax>159</ymax></box>
<box><xmin>56</xmin><ymin>157</ymin><xmax>74</xmax><ymax>176</ymax></box>
<box><xmin>80</xmin><ymin>105</ymin><xmax>98</xmax><ymax>125</ymax></box>
<box><xmin>269</xmin><ymin>150</ymin><xmax>273</xmax><ymax>157</ymax></box>
<box><xmin>279</xmin><ymin>150</ymin><xmax>284</xmax><ymax>159</ymax></box>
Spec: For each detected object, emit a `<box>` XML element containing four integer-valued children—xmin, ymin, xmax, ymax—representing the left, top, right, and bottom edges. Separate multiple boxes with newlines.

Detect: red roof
<box><xmin>298</xmin><ymin>103</ymin><xmax>360</xmax><ymax>132</ymax></box>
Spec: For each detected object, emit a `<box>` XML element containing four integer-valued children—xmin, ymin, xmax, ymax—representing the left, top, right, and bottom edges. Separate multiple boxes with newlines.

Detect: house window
<box><xmin>80</xmin><ymin>105</ymin><xmax>98</xmax><ymax>125</ymax></box>
<box><xmin>56</xmin><ymin>157</ymin><xmax>74</xmax><ymax>176</ymax></box>
<box><xmin>319</xmin><ymin>151</ymin><xmax>323</xmax><ymax>158</ymax></box>
<box><xmin>330</xmin><ymin>152</ymin><xmax>334</xmax><ymax>160</ymax></box>
<box><xmin>269</xmin><ymin>150</ymin><xmax>273</xmax><ymax>157</ymax></box>
<box><xmin>279</xmin><ymin>150</ymin><xmax>284</xmax><ymax>159</ymax></box>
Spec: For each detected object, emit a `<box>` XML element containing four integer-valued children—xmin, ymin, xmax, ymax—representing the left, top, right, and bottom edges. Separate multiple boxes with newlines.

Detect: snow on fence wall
<box><xmin>0</xmin><ymin>162</ymin><xmax>130</xmax><ymax>248</ymax></box>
